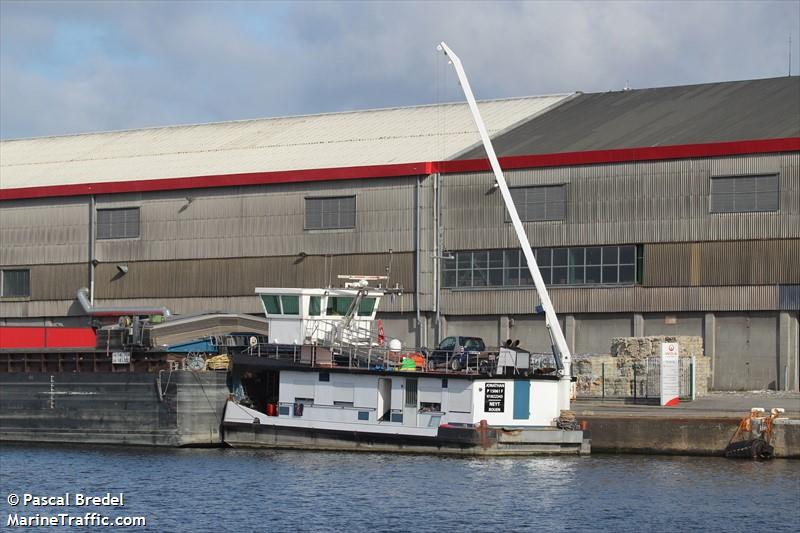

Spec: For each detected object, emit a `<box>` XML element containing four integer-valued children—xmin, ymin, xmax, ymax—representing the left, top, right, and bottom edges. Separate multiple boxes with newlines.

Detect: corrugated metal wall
<box><xmin>0</xmin><ymin>197</ymin><xmax>89</xmax><ymax>265</ymax></box>
<box><xmin>30</xmin><ymin>263</ymin><xmax>88</xmax><ymax>300</ymax></box>
<box><xmin>2</xmin><ymin>152</ymin><xmax>799</xmax><ymax>319</ymax></box>
<box><xmin>644</xmin><ymin>239</ymin><xmax>800</xmax><ymax>286</ymax></box>
<box><xmin>0</xmin><ymin>292</ymin><xmax>416</xmax><ymax>318</ymax></box>
<box><xmin>94</xmin><ymin>253</ymin><xmax>412</xmax><ymax>299</ymax></box>
<box><xmin>94</xmin><ymin>177</ymin><xmax>417</xmax><ymax>263</ymax></box>
<box><xmin>440</xmin><ymin>285</ymin><xmax>790</xmax><ymax>315</ymax></box>
<box><xmin>441</xmin><ymin>153</ymin><xmax>799</xmax><ymax>249</ymax></box>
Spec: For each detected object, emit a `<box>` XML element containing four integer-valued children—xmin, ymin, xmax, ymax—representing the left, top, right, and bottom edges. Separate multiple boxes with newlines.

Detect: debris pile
<box><xmin>572</xmin><ymin>336</ymin><xmax>710</xmax><ymax>398</ymax></box>
<box><xmin>610</xmin><ymin>335</ymin><xmax>704</xmax><ymax>360</ymax></box>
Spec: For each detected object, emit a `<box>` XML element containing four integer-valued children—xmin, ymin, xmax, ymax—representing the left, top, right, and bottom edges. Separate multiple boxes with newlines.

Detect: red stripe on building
<box><xmin>1</xmin><ymin>138</ymin><xmax>797</xmax><ymax>201</ymax></box>
<box><xmin>436</xmin><ymin>137</ymin><xmax>800</xmax><ymax>173</ymax></box>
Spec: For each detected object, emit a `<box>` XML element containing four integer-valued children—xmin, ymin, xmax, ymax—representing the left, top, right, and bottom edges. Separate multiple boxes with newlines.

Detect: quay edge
<box><xmin>578</xmin><ymin>415</ymin><xmax>800</xmax><ymax>458</ymax></box>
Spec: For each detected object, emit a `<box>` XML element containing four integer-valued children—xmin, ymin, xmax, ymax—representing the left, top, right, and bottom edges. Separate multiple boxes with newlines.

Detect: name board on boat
<box><xmin>112</xmin><ymin>351</ymin><xmax>131</xmax><ymax>364</ymax></box>
<box><xmin>660</xmin><ymin>343</ymin><xmax>680</xmax><ymax>407</ymax></box>
<box><xmin>484</xmin><ymin>382</ymin><xmax>505</xmax><ymax>412</ymax></box>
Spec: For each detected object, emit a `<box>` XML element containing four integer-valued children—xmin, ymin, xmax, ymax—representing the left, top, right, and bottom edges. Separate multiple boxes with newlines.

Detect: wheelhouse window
<box><xmin>305</xmin><ymin>196</ymin><xmax>356</xmax><ymax>230</ymax></box>
<box><xmin>97</xmin><ymin>207</ymin><xmax>140</xmax><ymax>239</ymax></box>
<box><xmin>508</xmin><ymin>185</ymin><xmax>567</xmax><ymax>222</ymax></box>
<box><xmin>324</xmin><ymin>296</ymin><xmax>376</xmax><ymax>317</ymax></box>
<box><xmin>326</xmin><ymin>296</ymin><xmax>352</xmax><ymax>316</ymax></box>
<box><xmin>357</xmin><ymin>298</ymin><xmax>376</xmax><ymax>316</ymax></box>
<box><xmin>1</xmin><ymin>269</ymin><xmax>30</xmax><ymax>297</ymax></box>
<box><xmin>710</xmin><ymin>174</ymin><xmax>779</xmax><ymax>213</ymax></box>
<box><xmin>309</xmin><ymin>296</ymin><xmax>322</xmax><ymax>316</ymax></box>
<box><xmin>260</xmin><ymin>295</ymin><xmax>299</xmax><ymax>315</ymax></box>
<box><xmin>443</xmin><ymin>245</ymin><xmax>639</xmax><ymax>288</ymax></box>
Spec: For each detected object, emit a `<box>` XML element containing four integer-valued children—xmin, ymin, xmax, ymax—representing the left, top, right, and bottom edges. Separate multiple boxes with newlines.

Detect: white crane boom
<box><xmin>437</xmin><ymin>42</ymin><xmax>572</xmax><ymax>393</ymax></box>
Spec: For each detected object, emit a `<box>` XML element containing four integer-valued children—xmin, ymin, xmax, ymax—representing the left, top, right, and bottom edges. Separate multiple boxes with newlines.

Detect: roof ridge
<box><xmin>0</xmin><ymin>93</ymin><xmax>572</xmax><ymax>143</ymax></box>
<box><xmin>586</xmin><ymin>75</ymin><xmax>799</xmax><ymax>95</ymax></box>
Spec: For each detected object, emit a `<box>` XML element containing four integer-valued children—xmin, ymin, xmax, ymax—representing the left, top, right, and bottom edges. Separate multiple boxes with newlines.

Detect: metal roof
<box><xmin>0</xmin><ymin>95</ymin><xmax>570</xmax><ymax>191</ymax></box>
<box><xmin>458</xmin><ymin>77</ymin><xmax>800</xmax><ymax>159</ymax></box>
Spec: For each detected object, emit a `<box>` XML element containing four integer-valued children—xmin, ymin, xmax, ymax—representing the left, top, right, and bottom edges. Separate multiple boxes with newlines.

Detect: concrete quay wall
<box><xmin>579</xmin><ymin>415</ymin><xmax>800</xmax><ymax>458</ymax></box>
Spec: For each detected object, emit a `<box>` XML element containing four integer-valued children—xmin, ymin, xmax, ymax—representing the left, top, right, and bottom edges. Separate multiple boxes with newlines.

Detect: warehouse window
<box><xmin>508</xmin><ymin>185</ymin><xmax>567</xmax><ymax>222</ymax></box>
<box><xmin>710</xmin><ymin>174</ymin><xmax>779</xmax><ymax>213</ymax></box>
<box><xmin>305</xmin><ymin>196</ymin><xmax>356</xmax><ymax>230</ymax></box>
<box><xmin>442</xmin><ymin>245</ymin><xmax>638</xmax><ymax>288</ymax></box>
<box><xmin>0</xmin><ymin>269</ymin><xmax>30</xmax><ymax>297</ymax></box>
<box><xmin>97</xmin><ymin>208</ymin><xmax>140</xmax><ymax>239</ymax></box>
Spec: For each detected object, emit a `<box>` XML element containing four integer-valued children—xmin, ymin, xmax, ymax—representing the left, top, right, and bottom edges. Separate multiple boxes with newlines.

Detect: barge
<box><xmin>222</xmin><ymin>283</ymin><xmax>588</xmax><ymax>455</ymax></box>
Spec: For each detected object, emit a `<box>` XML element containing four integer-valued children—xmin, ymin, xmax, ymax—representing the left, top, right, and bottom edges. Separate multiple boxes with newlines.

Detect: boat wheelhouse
<box><xmin>222</xmin><ymin>283</ymin><xmax>588</xmax><ymax>455</ymax></box>
<box><xmin>255</xmin><ymin>285</ymin><xmax>383</xmax><ymax>346</ymax></box>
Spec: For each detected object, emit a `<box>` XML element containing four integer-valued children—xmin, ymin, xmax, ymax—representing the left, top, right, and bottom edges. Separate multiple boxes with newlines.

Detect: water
<box><xmin>1</xmin><ymin>444</ymin><xmax>798</xmax><ymax>532</ymax></box>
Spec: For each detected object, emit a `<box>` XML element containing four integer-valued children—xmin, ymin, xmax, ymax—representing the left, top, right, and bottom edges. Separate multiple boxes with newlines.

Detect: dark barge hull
<box><xmin>0</xmin><ymin>371</ymin><xmax>228</xmax><ymax>447</ymax></box>
<box><xmin>223</xmin><ymin>419</ymin><xmax>589</xmax><ymax>456</ymax></box>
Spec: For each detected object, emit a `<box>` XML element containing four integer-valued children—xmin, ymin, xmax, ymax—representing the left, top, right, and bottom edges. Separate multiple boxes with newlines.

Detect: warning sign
<box><xmin>660</xmin><ymin>343</ymin><xmax>680</xmax><ymax>406</ymax></box>
<box><xmin>484</xmin><ymin>382</ymin><xmax>505</xmax><ymax>412</ymax></box>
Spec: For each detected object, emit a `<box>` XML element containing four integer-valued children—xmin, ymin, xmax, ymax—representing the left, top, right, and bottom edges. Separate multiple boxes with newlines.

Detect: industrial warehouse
<box><xmin>1</xmin><ymin>75</ymin><xmax>798</xmax><ymax>392</ymax></box>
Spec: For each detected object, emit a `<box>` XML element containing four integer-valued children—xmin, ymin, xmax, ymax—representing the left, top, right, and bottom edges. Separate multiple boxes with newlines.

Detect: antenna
<box><xmin>789</xmin><ymin>34</ymin><xmax>792</xmax><ymax>77</ymax></box>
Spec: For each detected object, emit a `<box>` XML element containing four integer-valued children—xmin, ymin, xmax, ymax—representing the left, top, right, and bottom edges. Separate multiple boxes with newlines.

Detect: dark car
<box><xmin>427</xmin><ymin>336</ymin><xmax>487</xmax><ymax>371</ymax></box>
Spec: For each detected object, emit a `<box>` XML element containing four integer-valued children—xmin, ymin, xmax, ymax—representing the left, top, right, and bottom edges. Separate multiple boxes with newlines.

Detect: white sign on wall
<box><xmin>660</xmin><ymin>342</ymin><xmax>680</xmax><ymax>406</ymax></box>
<box><xmin>112</xmin><ymin>351</ymin><xmax>131</xmax><ymax>364</ymax></box>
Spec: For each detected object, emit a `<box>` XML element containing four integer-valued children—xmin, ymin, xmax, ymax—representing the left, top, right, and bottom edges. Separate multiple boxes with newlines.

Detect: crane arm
<box><xmin>437</xmin><ymin>41</ymin><xmax>572</xmax><ymax>377</ymax></box>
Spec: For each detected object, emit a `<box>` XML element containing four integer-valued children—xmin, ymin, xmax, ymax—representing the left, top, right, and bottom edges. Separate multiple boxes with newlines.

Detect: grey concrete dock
<box><xmin>574</xmin><ymin>391</ymin><xmax>800</xmax><ymax>458</ymax></box>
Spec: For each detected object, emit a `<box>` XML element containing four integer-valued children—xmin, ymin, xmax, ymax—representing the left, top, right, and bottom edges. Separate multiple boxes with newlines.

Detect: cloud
<box><xmin>1</xmin><ymin>0</ymin><xmax>798</xmax><ymax>139</ymax></box>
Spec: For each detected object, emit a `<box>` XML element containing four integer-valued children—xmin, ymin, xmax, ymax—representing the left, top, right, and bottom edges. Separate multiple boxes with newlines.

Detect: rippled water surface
<box><xmin>1</xmin><ymin>443</ymin><xmax>798</xmax><ymax>532</ymax></box>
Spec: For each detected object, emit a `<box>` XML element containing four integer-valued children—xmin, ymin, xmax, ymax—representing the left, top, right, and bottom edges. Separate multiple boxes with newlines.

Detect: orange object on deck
<box><xmin>410</xmin><ymin>353</ymin><xmax>425</xmax><ymax>368</ymax></box>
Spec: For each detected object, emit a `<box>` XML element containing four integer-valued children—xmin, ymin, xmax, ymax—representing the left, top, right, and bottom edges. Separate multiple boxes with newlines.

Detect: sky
<box><xmin>1</xmin><ymin>0</ymin><xmax>798</xmax><ymax>140</ymax></box>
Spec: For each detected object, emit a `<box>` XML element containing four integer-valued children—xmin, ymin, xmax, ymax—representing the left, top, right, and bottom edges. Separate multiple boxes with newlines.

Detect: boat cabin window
<box><xmin>294</xmin><ymin>397</ymin><xmax>314</xmax><ymax>406</ymax></box>
<box><xmin>357</xmin><ymin>298</ymin><xmax>376</xmax><ymax>316</ymax></box>
<box><xmin>405</xmin><ymin>379</ymin><xmax>418</xmax><ymax>407</ymax></box>
<box><xmin>281</xmin><ymin>296</ymin><xmax>300</xmax><ymax>315</ymax></box>
<box><xmin>327</xmin><ymin>296</ymin><xmax>352</xmax><ymax>316</ymax></box>
<box><xmin>325</xmin><ymin>296</ymin><xmax>376</xmax><ymax>316</ymax></box>
<box><xmin>262</xmin><ymin>295</ymin><xmax>281</xmax><ymax>314</ymax></box>
<box><xmin>309</xmin><ymin>296</ymin><xmax>322</xmax><ymax>316</ymax></box>
<box><xmin>261</xmin><ymin>294</ymin><xmax>300</xmax><ymax>315</ymax></box>
<box><xmin>420</xmin><ymin>402</ymin><xmax>442</xmax><ymax>413</ymax></box>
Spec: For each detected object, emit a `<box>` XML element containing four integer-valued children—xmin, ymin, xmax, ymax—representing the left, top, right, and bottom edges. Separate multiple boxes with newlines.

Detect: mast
<box><xmin>437</xmin><ymin>42</ymin><xmax>572</xmax><ymax>393</ymax></box>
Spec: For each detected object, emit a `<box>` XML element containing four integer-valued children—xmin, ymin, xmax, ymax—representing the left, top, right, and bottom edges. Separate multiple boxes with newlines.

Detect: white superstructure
<box><xmin>255</xmin><ymin>286</ymin><xmax>383</xmax><ymax>345</ymax></box>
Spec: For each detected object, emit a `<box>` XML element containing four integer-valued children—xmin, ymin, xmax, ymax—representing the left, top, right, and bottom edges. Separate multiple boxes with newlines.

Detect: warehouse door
<box><xmin>715</xmin><ymin>313</ymin><xmax>778</xmax><ymax>390</ymax></box>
